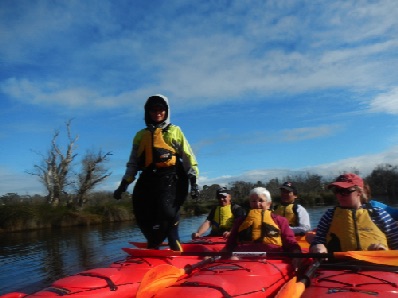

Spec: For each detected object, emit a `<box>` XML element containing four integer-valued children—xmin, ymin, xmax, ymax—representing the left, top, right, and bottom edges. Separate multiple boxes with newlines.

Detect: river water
<box><xmin>0</xmin><ymin>206</ymin><xmax>329</xmax><ymax>295</ymax></box>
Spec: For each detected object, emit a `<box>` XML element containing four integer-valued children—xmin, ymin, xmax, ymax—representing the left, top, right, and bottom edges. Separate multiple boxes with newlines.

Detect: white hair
<box><xmin>250</xmin><ymin>187</ymin><xmax>272</xmax><ymax>203</ymax></box>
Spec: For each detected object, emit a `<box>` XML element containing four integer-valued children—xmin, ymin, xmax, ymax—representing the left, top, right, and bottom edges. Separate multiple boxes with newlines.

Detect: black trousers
<box><xmin>132</xmin><ymin>167</ymin><xmax>186</xmax><ymax>251</ymax></box>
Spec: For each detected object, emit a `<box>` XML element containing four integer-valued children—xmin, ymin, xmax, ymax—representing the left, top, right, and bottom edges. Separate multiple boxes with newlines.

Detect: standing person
<box><xmin>113</xmin><ymin>94</ymin><xmax>199</xmax><ymax>251</ymax></box>
<box><xmin>310</xmin><ymin>173</ymin><xmax>398</xmax><ymax>253</ymax></box>
<box><xmin>225</xmin><ymin>187</ymin><xmax>301</xmax><ymax>254</ymax></box>
<box><xmin>192</xmin><ymin>187</ymin><xmax>246</xmax><ymax>239</ymax></box>
<box><xmin>273</xmin><ymin>182</ymin><xmax>311</xmax><ymax>235</ymax></box>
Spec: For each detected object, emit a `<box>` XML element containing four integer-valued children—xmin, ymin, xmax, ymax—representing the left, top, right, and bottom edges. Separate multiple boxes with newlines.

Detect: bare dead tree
<box><xmin>27</xmin><ymin>120</ymin><xmax>78</xmax><ymax>205</ymax></box>
<box><xmin>75</xmin><ymin>150</ymin><xmax>112</xmax><ymax>207</ymax></box>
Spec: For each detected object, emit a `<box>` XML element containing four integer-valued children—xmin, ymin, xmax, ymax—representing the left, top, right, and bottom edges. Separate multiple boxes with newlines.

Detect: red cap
<box><xmin>328</xmin><ymin>173</ymin><xmax>364</xmax><ymax>189</ymax></box>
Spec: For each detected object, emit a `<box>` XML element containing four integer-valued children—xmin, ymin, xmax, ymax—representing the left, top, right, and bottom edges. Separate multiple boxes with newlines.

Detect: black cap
<box><xmin>216</xmin><ymin>187</ymin><xmax>231</xmax><ymax>197</ymax></box>
<box><xmin>280</xmin><ymin>182</ymin><xmax>297</xmax><ymax>194</ymax></box>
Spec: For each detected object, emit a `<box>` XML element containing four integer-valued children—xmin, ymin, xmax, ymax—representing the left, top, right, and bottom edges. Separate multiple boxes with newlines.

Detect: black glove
<box><xmin>189</xmin><ymin>176</ymin><xmax>200</xmax><ymax>199</ymax></box>
<box><xmin>113</xmin><ymin>179</ymin><xmax>129</xmax><ymax>200</ymax></box>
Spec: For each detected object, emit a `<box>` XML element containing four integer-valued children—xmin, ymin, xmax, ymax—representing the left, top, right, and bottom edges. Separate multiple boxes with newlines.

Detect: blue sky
<box><xmin>1</xmin><ymin>0</ymin><xmax>398</xmax><ymax>196</ymax></box>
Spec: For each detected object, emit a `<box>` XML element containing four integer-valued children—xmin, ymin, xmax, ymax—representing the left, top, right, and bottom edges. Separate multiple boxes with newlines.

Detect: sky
<box><xmin>1</xmin><ymin>0</ymin><xmax>398</xmax><ymax>197</ymax></box>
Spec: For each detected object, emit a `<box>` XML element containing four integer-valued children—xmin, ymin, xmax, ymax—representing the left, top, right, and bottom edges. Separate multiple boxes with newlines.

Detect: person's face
<box><xmin>149</xmin><ymin>105</ymin><xmax>166</xmax><ymax>123</ymax></box>
<box><xmin>249</xmin><ymin>194</ymin><xmax>270</xmax><ymax>210</ymax></box>
<box><xmin>333</xmin><ymin>187</ymin><xmax>361</xmax><ymax>208</ymax></box>
<box><xmin>280</xmin><ymin>188</ymin><xmax>296</xmax><ymax>203</ymax></box>
<box><xmin>217</xmin><ymin>194</ymin><xmax>231</xmax><ymax>206</ymax></box>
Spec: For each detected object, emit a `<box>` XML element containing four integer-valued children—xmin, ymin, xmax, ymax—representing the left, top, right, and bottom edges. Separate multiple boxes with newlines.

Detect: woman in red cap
<box><xmin>310</xmin><ymin>173</ymin><xmax>398</xmax><ymax>253</ymax></box>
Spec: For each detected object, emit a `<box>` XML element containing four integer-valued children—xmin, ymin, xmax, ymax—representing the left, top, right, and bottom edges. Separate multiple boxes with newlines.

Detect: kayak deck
<box><xmin>301</xmin><ymin>262</ymin><xmax>398</xmax><ymax>297</ymax></box>
<box><xmin>153</xmin><ymin>258</ymin><xmax>294</xmax><ymax>298</ymax></box>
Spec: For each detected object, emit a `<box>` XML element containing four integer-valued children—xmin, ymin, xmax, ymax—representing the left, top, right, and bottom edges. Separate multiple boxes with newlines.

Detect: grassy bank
<box><xmin>0</xmin><ymin>190</ymin><xmax>335</xmax><ymax>233</ymax></box>
<box><xmin>0</xmin><ymin>198</ymin><xmax>219</xmax><ymax>233</ymax></box>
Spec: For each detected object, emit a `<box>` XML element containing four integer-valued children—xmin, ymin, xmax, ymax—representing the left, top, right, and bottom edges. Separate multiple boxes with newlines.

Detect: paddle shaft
<box><xmin>123</xmin><ymin>248</ymin><xmax>337</xmax><ymax>259</ymax></box>
<box><xmin>298</xmin><ymin>260</ymin><xmax>321</xmax><ymax>287</ymax></box>
<box><xmin>184</xmin><ymin>256</ymin><xmax>220</xmax><ymax>274</ymax></box>
<box><xmin>129</xmin><ymin>241</ymin><xmax>226</xmax><ymax>248</ymax></box>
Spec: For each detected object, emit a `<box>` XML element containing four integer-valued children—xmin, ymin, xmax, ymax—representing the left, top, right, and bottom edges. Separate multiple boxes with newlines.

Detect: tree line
<box><xmin>1</xmin><ymin>120</ymin><xmax>398</xmax><ymax>208</ymax></box>
<box><xmin>194</xmin><ymin>164</ymin><xmax>398</xmax><ymax>208</ymax></box>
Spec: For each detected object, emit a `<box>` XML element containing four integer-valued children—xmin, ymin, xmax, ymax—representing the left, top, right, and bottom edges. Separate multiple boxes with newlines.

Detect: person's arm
<box><xmin>192</xmin><ymin>220</ymin><xmax>211</xmax><ymax>239</ymax></box>
<box><xmin>274</xmin><ymin>214</ymin><xmax>301</xmax><ymax>253</ymax></box>
<box><xmin>171</xmin><ymin>126</ymin><xmax>199</xmax><ymax>178</ymax></box>
<box><xmin>290</xmin><ymin>205</ymin><xmax>311</xmax><ymax>235</ymax></box>
<box><xmin>309</xmin><ymin>209</ymin><xmax>333</xmax><ymax>253</ymax></box>
<box><xmin>171</xmin><ymin>126</ymin><xmax>200</xmax><ymax>198</ymax></box>
<box><xmin>114</xmin><ymin>132</ymin><xmax>142</xmax><ymax>199</ymax></box>
<box><xmin>372</xmin><ymin>208</ymin><xmax>398</xmax><ymax>250</ymax></box>
<box><xmin>122</xmin><ymin>130</ymin><xmax>145</xmax><ymax>183</ymax></box>
<box><xmin>224</xmin><ymin>216</ymin><xmax>244</xmax><ymax>251</ymax></box>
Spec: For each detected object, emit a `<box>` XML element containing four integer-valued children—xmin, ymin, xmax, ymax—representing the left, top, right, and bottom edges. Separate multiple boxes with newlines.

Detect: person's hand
<box><xmin>291</xmin><ymin>258</ymin><xmax>303</xmax><ymax>272</ymax></box>
<box><xmin>310</xmin><ymin>244</ymin><xmax>327</xmax><ymax>253</ymax></box>
<box><xmin>113</xmin><ymin>188</ymin><xmax>123</xmax><ymax>200</ymax></box>
<box><xmin>189</xmin><ymin>175</ymin><xmax>200</xmax><ymax>199</ymax></box>
<box><xmin>222</xmin><ymin>231</ymin><xmax>230</xmax><ymax>239</ymax></box>
<box><xmin>190</xmin><ymin>183</ymin><xmax>200</xmax><ymax>199</ymax></box>
<box><xmin>113</xmin><ymin>179</ymin><xmax>129</xmax><ymax>200</ymax></box>
<box><xmin>191</xmin><ymin>232</ymin><xmax>199</xmax><ymax>240</ymax></box>
<box><xmin>368</xmin><ymin>243</ymin><xmax>387</xmax><ymax>251</ymax></box>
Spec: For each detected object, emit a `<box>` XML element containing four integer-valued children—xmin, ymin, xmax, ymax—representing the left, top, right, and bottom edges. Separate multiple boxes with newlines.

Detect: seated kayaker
<box><xmin>310</xmin><ymin>173</ymin><xmax>398</xmax><ymax>254</ymax></box>
<box><xmin>225</xmin><ymin>187</ymin><xmax>302</xmax><ymax>256</ymax></box>
<box><xmin>273</xmin><ymin>181</ymin><xmax>311</xmax><ymax>236</ymax></box>
<box><xmin>192</xmin><ymin>187</ymin><xmax>246</xmax><ymax>239</ymax></box>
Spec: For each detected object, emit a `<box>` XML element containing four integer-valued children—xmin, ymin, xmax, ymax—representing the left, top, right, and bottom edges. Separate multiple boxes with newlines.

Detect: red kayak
<box><xmin>300</xmin><ymin>262</ymin><xmax>398</xmax><ymax>297</ymax></box>
<box><xmin>141</xmin><ymin>258</ymin><xmax>295</xmax><ymax>298</ymax></box>
<box><xmin>3</xmin><ymin>234</ymin><xmax>397</xmax><ymax>298</ymax></box>
<box><xmin>0</xmin><ymin>237</ymin><xmax>296</xmax><ymax>298</ymax></box>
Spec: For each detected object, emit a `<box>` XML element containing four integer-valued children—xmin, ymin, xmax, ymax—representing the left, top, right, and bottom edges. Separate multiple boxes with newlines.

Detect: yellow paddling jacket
<box><xmin>273</xmin><ymin>203</ymin><xmax>298</xmax><ymax>226</ymax></box>
<box><xmin>327</xmin><ymin>207</ymin><xmax>388</xmax><ymax>251</ymax></box>
<box><xmin>238</xmin><ymin>209</ymin><xmax>283</xmax><ymax>246</ymax></box>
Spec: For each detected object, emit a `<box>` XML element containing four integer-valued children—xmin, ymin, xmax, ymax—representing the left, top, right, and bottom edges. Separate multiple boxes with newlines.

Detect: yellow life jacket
<box><xmin>211</xmin><ymin>205</ymin><xmax>234</xmax><ymax>234</ymax></box>
<box><xmin>273</xmin><ymin>203</ymin><xmax>298</xmax><ymax>226</ymax></box>
<box><xmin>137</xmin><ymin>127</ymin><xmax>177</xmax><ymax>168</ymax></box>
<box><xmin>238</xmin><ymin>209</ymin><xmax>282</xmax><ymax>246</ymax></box>
<box><xmin>327</xmin><ymin>207</ymin><xmax>388</xmax><ymax>251</ymax></box>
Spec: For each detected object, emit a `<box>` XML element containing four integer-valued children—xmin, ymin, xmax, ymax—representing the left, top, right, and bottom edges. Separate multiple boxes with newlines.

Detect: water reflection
<box><xmin>0</xmin><ymin>207</ymin><xmax>329</xmax><ymax>295</ymax></box>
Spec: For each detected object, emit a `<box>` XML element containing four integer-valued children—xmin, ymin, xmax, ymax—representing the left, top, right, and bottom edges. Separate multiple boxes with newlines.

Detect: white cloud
<box><xmin>279</xmin><ymin>125</ymin><xmax>341</xmax><ymax>142</ymax></box>
<box><xmin>200</xmin><ymin>146</ymin><xmax>398</xmax><ymax>187</ymax></box>
<box><xmin>2</xmin><ymin>1</ymin><xmax>398</xmax><ymax>111</ymax></box>
<box><xmin>0</xmin><ymin>166</ymin><xmax>44</xmax><ymax>195</ymax></box>
<box><xmin>368</xmin><ymin>87</ymin><xmax>398</xmax><ymax>115</ymax></box>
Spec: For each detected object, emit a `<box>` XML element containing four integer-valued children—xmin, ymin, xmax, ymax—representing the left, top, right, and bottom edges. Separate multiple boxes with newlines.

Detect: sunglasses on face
<box><xmin>333</xmin><ymin>188</ymin><xmax>356</xmax><ymax>196</ymax></box>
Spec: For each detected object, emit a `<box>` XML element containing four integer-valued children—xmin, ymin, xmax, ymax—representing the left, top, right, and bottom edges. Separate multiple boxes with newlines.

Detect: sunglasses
<box><xmin>332</xmin><ymin>188</ymin><xmax>356</xmax><ymax>196</ymax></box>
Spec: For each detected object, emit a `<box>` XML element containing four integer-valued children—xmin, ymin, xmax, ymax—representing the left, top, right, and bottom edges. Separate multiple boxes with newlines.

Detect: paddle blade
<box><xmin>137</xmin><ymin>264</ymin><xmax>185</xmax><ymax>298</ymax></box>
<box><xmin>275</xmin><ymin>276</ymin><xmax>297</xmax><ymax>298</ymax></box>
<box><xmin>275</xmin><ymin>276</ymin><xmax>307</xmax><ymax>298</ymax></box>
<box><xmin>335</xmin><ymin>250</ymin><xmax>398</xmax><ymax>266</ymax></box>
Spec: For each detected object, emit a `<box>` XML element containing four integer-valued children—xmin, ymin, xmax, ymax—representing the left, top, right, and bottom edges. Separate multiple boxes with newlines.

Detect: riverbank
<box><xmin>0</xmin><ymin>198</ymin><xmax>212</xmax><ymax>233</ymax></box>
<box><xmin>0</xmin><ymin>202</ymin><xmax>134</xmax><ymax>232</ymax></box>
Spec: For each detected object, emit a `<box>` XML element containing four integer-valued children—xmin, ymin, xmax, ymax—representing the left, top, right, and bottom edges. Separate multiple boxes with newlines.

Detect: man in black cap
<box><xmin>192</xmin><ymin>187</ymin><xmax>245</xmax><ymax>239</ymax></box>
<box><xmin>273</xmin><ymin>182</ymin><xmax>311</xmax><ymax>236</ymax></box>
